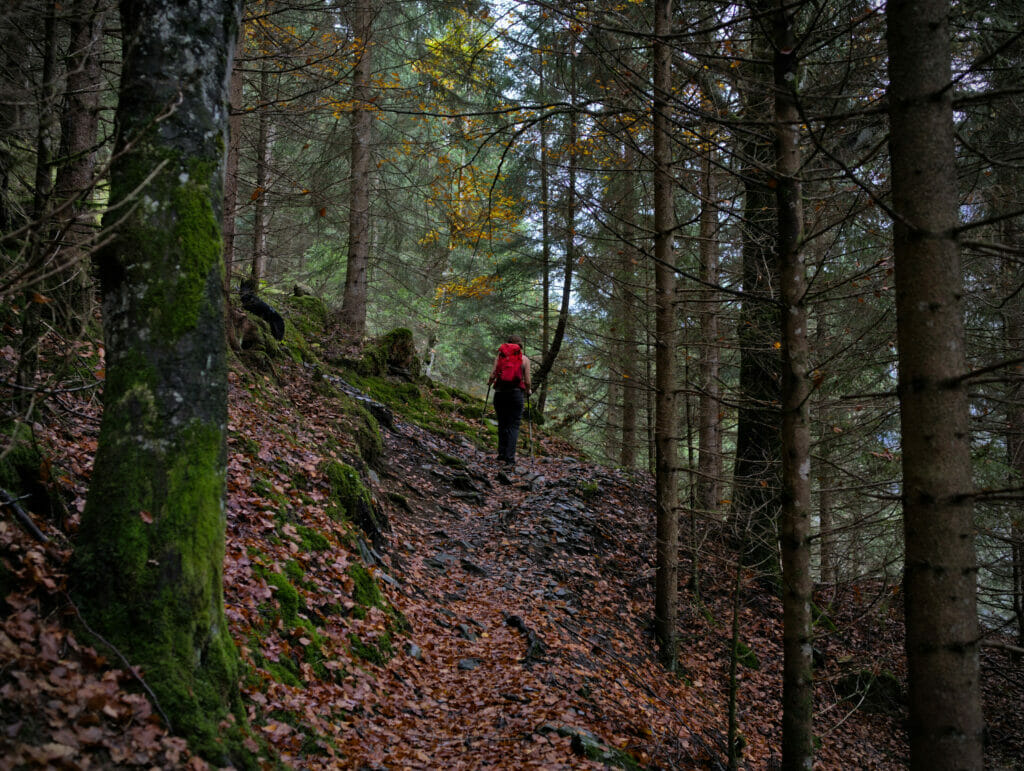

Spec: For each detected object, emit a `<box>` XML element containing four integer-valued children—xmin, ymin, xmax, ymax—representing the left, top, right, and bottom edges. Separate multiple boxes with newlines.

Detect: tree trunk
<box><xmin>772</xmin><ymin>3</ymin><xmax>814</xmax><ymax>765</ymax></box>
<box><xmin>51</xmin><ymin>0</ymin><xmax>107</xmax><ymax>336</ymax></box>
<box><xmin>886</xmin><ymin>0</ymin><xmax>984</xmax><ymax>766</ymax></box>
<box><xmin>339</xmin><ymin>0</ymin><xmax>375</xmax><ymax>338</ymax></box>
<box><xmin>15</xmin><ymin>0</ymin><xmax>59</xmax><ymax>407</ymax></box>
<box><xmin>250</xmin><ymin>65</ymin><xmax>274</xmax><ymax>285</ymax></box>
<box><xmin>652</xmin><ymin>0</ymin><xmax>678</xmax><ymax>666</ymax></box>
<box><xmin>72</xmin><ymin>0</ymin><xmax>244</xmax><ymax>761</ymax></box>
<box><xmin>619</xmin><ymin>144</ymin><xmax>640</xmax><ymax>469</ymax></box>
<box><xmin>530</xmin><ymin>87</ymin><xmax>577</xmax><ymax>401</ymax></box>
<box><xmin>732</xmin><ymin>0</ymin><xmax>781</xmax><ymax>577</ymax></box>
<box><xmin>696</xmin><ymin>149</ymin><xmax>722</xmax><ymax>516</ymax></box>
<box><xmin>1006</xmin><ymin>262</ymin><xmax>1024</xmax><ymax>647</ymax></box>
<box><xmin>537</xmin><ymin>49</ymin><xmax>552</xmax><ymax>416</ymax></box>
<box><xmin>815</xmin><ymin>312</ymin><xmax>836</xmax><ymax>588</ymax></box>
<box><xmin>223</xmin><ymin>23</ymin><xmax>245</xmax><ymax>294</ymax></box>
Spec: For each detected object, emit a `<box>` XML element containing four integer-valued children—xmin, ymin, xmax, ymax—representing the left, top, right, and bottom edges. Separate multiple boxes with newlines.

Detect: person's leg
<box><xmin>494</xmin><ymin>390</ymin><xmax>511</xmax><ymax>461</ymax></box>
<box><xmin>505</xmin><ymin>389</ymin><xmax>524</xmax><ymax>462</ymax></box>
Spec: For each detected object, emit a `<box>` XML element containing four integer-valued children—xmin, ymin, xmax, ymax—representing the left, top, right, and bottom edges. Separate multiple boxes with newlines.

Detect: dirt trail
<box><xmin>335</xmin><ymin>412</ymin><xmax>724</xmax><ymax>769</ymax></box>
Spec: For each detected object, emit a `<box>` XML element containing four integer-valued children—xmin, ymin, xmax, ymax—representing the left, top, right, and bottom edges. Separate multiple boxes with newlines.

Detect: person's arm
<box><xmin>522</xmin><ymin>357</ymin><xmax>532</xmax><ymax>393</ymax></box>
<box><xmin>488</xmin><ymin>354</ymin><xmax>501</xmax><ymax>385</ymax></box>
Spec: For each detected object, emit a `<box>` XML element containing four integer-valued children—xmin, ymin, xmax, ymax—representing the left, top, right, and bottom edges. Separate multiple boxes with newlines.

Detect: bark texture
<box><xmin>733</xmin><ymin>0</ymin><xmax>781</xmax><ymax>576</ymax></box>
<box><xmin>887</xmin><ymin>0</ymin><xmax>984</xmax><ymax>767</ymax></box>
<box><xmin>696</xmin><ymin>151</ymin><xmax>722</xmax><ymax>516</ymax></box>
<box><xmin>772</xmin><ymin>4</ymin><xmax>813</xmax><ymax>766</ymax></box>
<box><xmin>652</xmin><ymin>0</ymin><xmax>678</xmax><ymax>666</ymax></box>
<box><xmin>52</xmin><ymin>0</ymin><xmax>108</xmax><ymax>335</ymax></box>
<box><xmin>72</xmin><ymin>0</ymin><xmax>244</xmax><ymax>761</ymax></box>
<box><xmin>339</xmin><ymin>0</ymin><xmax>375</xmax><ymax>337</ymax></box>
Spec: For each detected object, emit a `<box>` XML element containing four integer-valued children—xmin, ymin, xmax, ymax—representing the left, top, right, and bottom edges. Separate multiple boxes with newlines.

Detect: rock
<box><xmin>424</xmin><ymin>551</ymin><xmax>457</xmax><ymax>572</ymax></box>
<box><xmin>457</xmin><ymin>658</ymin><xmax>480</xmax><ymax>671</ymax></box>
<box><xmin>450</xmin><ymin>473</ymin><xmax>480</xmax><ymax>492</ymax></box>
<box><xmin>457</xmin><ymin>624</ymin><xmax>477</xmax><ymax>641</ymax></box>
<box><xmin>460</xmin><ymin>558</ymin><xmax>488</xmax><ymax>576</ymax></box>
<box><xmin>407</xmin><ymin>642</ymin><xmax>423</xmax><ymax>660</ymax></box>
<box><xmin>293</xmin><ymin>283</ymin><xmax>315</xmax><ymax>297</ymax></box>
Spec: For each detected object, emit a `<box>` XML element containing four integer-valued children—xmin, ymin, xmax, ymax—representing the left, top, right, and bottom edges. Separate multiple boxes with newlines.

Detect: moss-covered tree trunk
<box><xmin>72</xmin><ymin>0</ymin><xmax>243</xmax><ymax>761</ymax></box>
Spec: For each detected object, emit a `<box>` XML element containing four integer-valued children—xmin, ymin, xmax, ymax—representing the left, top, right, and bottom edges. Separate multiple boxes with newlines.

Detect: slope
<box><xmin>1</xmin><ymin>302</ymin><xmax>1022</xmax><ymax>769</ymax></box>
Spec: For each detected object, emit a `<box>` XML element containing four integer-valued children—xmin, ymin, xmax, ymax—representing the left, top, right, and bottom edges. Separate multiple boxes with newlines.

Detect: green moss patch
<box><xmin>320</xmin><ymin>460</ymin><xmax>387</xmax><ymax>544</ymax></box>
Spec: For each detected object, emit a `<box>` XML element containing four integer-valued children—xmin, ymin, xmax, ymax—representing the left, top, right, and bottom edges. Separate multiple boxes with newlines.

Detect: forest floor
<box><xmin>2</xmin><ymin>322</ymin><xmax>1023</xmax><ymax>770</ymax></box>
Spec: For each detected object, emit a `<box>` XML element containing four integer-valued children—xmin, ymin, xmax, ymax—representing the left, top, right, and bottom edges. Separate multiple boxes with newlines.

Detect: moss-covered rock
<box><xmin>320</xmin><ymin>460</ymin><xmax>388</xmax><ymax>545</ymax></box>
<box><xmin>836</xmin><ymin>668</ymin><xmax>903</xmax><ymax>715</ymax></box>
<box><xmin>357</xmin><ymin>328</ymin><xmax>420</xmax><ymax>380</ymax></box>
<box><xmin>284</xmin><ymin>294</ymin><xmax>328</xmax><ymax>338</ymax></box>
<box><xmin>350</xmin><ymin>403</ymin><xmax>383</xmax><ymax>470</ymax></box>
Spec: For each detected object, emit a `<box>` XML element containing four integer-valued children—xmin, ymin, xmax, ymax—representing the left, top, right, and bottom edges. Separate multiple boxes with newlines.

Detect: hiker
<box><xmin>488</xmin><ymin>335</ymin><xmax>532</xmax><ymax>466</ymax></box>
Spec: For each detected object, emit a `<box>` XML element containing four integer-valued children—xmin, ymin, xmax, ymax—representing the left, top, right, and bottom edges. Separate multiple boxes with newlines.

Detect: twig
<box><xmin>981</xmin><ymin>639</ymin><xmax>1024</xmax><ymax>656</ymax></box>
<box><xmin>0</xmin><ymin>488</ymin><xmax>48</xmax><ymax>543</ymax></box>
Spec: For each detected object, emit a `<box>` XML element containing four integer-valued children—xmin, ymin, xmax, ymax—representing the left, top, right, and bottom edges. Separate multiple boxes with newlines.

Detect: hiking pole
<box><xmin>526</xmin><ymin>391</ymin><xmax>533</xmax><ymax>459</ymax></box>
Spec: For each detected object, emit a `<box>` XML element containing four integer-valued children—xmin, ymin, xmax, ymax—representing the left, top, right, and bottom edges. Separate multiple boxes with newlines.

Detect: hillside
<box><xmin>1</xmin><ymin>303</ymin><xmax>1022</xmax><ymax>769</ymax></box>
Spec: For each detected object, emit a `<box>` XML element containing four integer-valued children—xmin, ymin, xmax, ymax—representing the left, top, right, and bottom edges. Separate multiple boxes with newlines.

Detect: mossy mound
<box><xmin>357</xmin><ymin>328</ymin><xmax>420</xmax><ymax>380</ymax></box>
<box><xmin>284</xmin><ymin>294</ymin><xmax>328</xmax><ymax>338</ymax></box>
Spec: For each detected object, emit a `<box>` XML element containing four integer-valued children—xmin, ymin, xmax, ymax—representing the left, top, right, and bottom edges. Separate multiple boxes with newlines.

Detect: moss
<box><xmin>348</xmin><ymin>631</ymin><xmax>393</xmax><ymax>665</ymax></box>
<box><xmin>312</xmin><ymin>378</ymin><xmax>343</xmax><ymax>399</ymax></box>
<box><xmin>233</xmin><ymin>436</ymin><xmax>261</xmax><ymax>457</ymax></box>
<box><xmin>348</xmin><ymin>562</ymin><xmax>384</xmax><ymax>618</ymax></box>
<box><xmin>283</xmin><ymin>559</ymin><xmax>306</xmax><ymax>587</ymax></box>
<box><xmin>72</xmin><ymin>416</ymin><xmax>244</xmax><ymax>764</ymax></box>
<box><xmin>320</xmin><ymin>460</ymin><xmax>386</xmax><ymax>543</ymax></box>
<box><xmin>295</xmin><ymin>524</ymin><xmax>330</xmax><ymax>551</ymax></box>
<box><xmin>456</xmin><ymin>403</ymin><xmax>484</xmax><ymax>420</ymax></box>
<box><xmin>434</xmin><ymin>451</ymin><xmax>466</xmax><ymax>469</ymax></box>
<box><xmin>576</xmin><ymin>480</ymin><xmax>600</xmax><ymax>501</ymax></box>
<box><xmin>280</xmin><ymin>317</ymin><xmax>315</xmax><ymax>365</ymax></box>
<box><xmin>734</xmin><ymin>639</ymin><xmax>761</xmax><ymax>670</ymax></box>
<box><xmin>350</xmin><ymin>404</ymin><xmax>383</xmax><ymax>470</ymax></box>
<box><xmin>0</xmin><ymin>421</ymin><xmax>43</xmax><ymax>497</ymax></box>
<box><xmin>261</xmin><ymin>572</ymin><xmax>301</xmax><ymax>626</ymax></box>
<box><xmin>283</xmin><ymin>295</ymin><xmax>328</xmax><ymax>337</ymax></box>
<box><xmin>357</xmin><ymin>328</ymin><xmax>420</xmax><ymax>378</ymax></box>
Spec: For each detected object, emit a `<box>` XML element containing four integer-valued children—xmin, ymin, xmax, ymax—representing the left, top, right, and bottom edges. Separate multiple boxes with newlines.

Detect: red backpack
<box><xmin>495</xmin><ymin>343</ymin><xmax>525</xmax><ymax>389</ymax></box>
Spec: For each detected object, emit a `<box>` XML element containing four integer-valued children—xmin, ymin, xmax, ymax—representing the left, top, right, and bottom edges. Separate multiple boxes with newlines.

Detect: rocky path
<box><xmin>340</xmin><ymin>412</ymin><xmax>724</xmax><ymax>769</ymax></box>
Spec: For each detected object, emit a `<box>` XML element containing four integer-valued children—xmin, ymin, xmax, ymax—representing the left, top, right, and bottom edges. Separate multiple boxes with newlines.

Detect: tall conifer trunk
<box><xmin>733</xmin><ymin>0</ymin><xmax>781</xmax><ymax>576</ymax></box>
<box><xmin>887</xmin><ymin>0</ymin><xmax>984</xmax><ymax>766</ymax></box>
<box><xmin>652</xmin><ymin>0</ymin><xmax>678</xmax><ymax>666</ymax></box>
<box><xmin>339</xmin><ymin>0</ymin><xmax>375</xmax><ymax>337</ymax></box>
<box><xmin>772</xmin><ymin>3</ymin><xmax>813</xmax><ymax>765</ymax></box>
<box><xmin>72</xmin><ymin>0</ymin><xmax>244</xmax><ymax>759</ymax></box>
<box><xmin>696</xmin><ymin>150</ymin><xmax>722</xmax><ymax>515</ymax></box>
